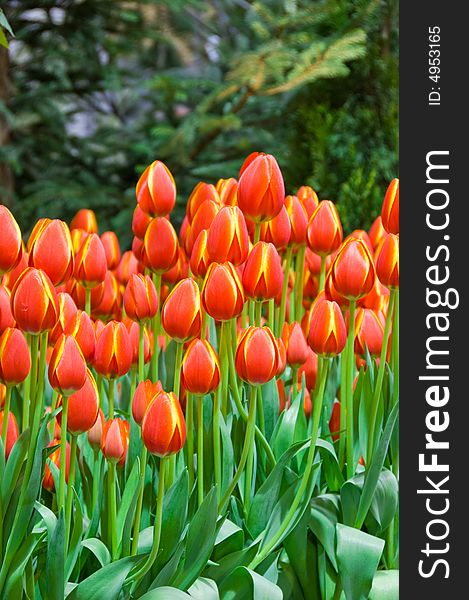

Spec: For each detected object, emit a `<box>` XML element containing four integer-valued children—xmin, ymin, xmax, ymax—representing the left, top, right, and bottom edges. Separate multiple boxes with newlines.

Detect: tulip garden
<box><xmin>0</xmin><ymin>153</ymin><xmax>399</xmax><ymax>599</ymax></box>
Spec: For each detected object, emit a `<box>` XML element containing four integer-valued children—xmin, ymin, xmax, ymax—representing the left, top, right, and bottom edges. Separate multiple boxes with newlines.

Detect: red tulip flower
<box><xmin>57</xmin><ymin>368</ymin><xmax>99</xmax><ymax>434</ymax></box>
<box><xmin>376</xmin><ymin>233</ymin><xmax>399</xmax><ymax>289</ymax></box>
<box><xmin>48</xmin><ymin>334</ymin><xmax>87</xmax><ymax>396</ymax></box>
<box><xmin>0</xmin><ymin>205</ymin><xmax>23</xmax><ymax>275</ymax></box>
<box><xmin>88</xmin><ymin>408</ymin><xmax>105</xmax><ymax>450</ymax></box>
<box><xmin>43</xmin><ymin>438</ymin><xmax>70</xmax><ymax>492</ymax></box>
<box><xmin>142</xmin><ymin>217</ymin><xmax>179</xmax><ymax>274</ymax></box>
<box><xmin>101</xmin><ymin>231</ymin><xmax>121</xmax><ymax>270</ymax></box>
<box><xmin>124</xmin><ymin>274</ymin><xmax>158</xmax><ymax>323</ymax></box>
<box><xmin>125</xmin><ymin>319</ymin><xmax>151</xmax><ymax>367</ymax></box>
<box><xmin>235</xmin><ymin>326</ymin><xmax>279</xmax><ymax>385</ymax></box>
<box><xmin>49</xmin><ymin>292</ymin><xmax>78</xmax><ymax>345</ymax></box>
<box><xmin>281</xmin><ymin>321</ymin><xmax>309</xmax><ymax>367</ymax></box>
<box><xmin>216</xmin><ymin>177</ymin><xmax>238</xmax><ymax>206</ymax></box>
<box><xmin>136</xmin><ymin>160</ymin><xmax>176</xmax><ymax>217</ymax></box>
<box><xmin>307</xmin><ymin>297</ymin><xmax>346</xmax><ymax>357</ymax></box>
<box><xmin>296</xmin><ymin>185</ymin><xmax>319</xmax><ymax>218</ymax></box>
<box><xmin>161</xmin><ymin>278</ymin><xmax>202</xmax><ymax>342</ymax></box>
<box><xmin>74</xmin><ymin>233</ymin><xmax>107</xmax><ymax>289</ymax></box>
<box><xmin>0</xmin><ymin>410</ymin><xmax>18</xmax><ymax>458</ymax></box>
<box><xmin>202</xmin><ymin>262</ymin><xmax>245</xmax><ymax>321</ymax></box>
<box><xmin>115</xmin><ymin>251</ymin><xmax>140</xmax><ymax>285</ymax></box>
<box><xmin>101</xmin><ymin>418</ymin><xmax>130</xmax><ymax>466</ymax></box>
<box><xmin>11</xmin><ymin>267</ymin><xmax>59</xmax><ymax>333</ymax></box>
<box><xmin>381</xmin><ymin>178</ymin><xmax>399</xmax><ymax>234</ymax></box>
<box><xmin>260</xmin><ymin>205</ymin><xmax>291</xmax><ymax>251</ymax></box>
<box><xmin>298</xmin><ymin>347</ymin><xmax>318</xmax><ymax>390</ymax></box>
<box><xmin>70</xmin><ymin>209</ymin><xmax>98</xmax><ymax>234</ymax></box>
<box><xmin>181</xmin><ymin>338</ymin><xmax>220</xmax><ymax>395</ymax></box>
<box><xmin>28</xmin><ymin>219</ymin><xmax>74</xmax><ymax>286</ymax></box>
<box><xmin>207</xmin><ymin>206</ymin><xmax>249</xmax><ymax>266</ymax></box>
<box><xmin>369</xmin><ymin>216</ymin><xmax>387</xmax><ymax>251</ymax></box>
<box><xmin>329</xmin><ymin>400</ymin><xmax>341</xmax><ymax>441</ymax></box>
<box><xmin>132</xmin><ymin>379</ymin><xmax>163</xmax><ymax>426</ymax></box>
<box><xmin>186</xmin><ymin>182</ymin><xmax>220</xmax><ymax>223</ymax></box>
<box><xmin>331</xmin><ymin>239</ymin><xmax>376</xmax><ymax>301</ymax></box>
<box><xmin>242</xmin><ymin>242</ymin><xmax>283</xmax><ymax>301</ymax></box>
<box><xmin>0</xmin><ymin>286</ymin><xmax>15</xmax><ymax>334</ymax></box>
<box><xmin>132</xmin><ymin>205</ymin><xmax>152</xmax><ymax>240</ymax></box>
<box><xmin>190</xmin><ymin>230</ymin><xmax>212</xmax><ymax>279</ymax></box>
<box><xmin>306</xmin><ymin>200</ymin><xmax>343</xmax><ymax>257</ymax></box>
<box><xmin>285</xmin><ymin>195</ymin><xmax>308</xmax><ymax>247</ymax></box>
<box><xmin>94</xmin><ymin>320</ymin><xmax>133</xmax><ymax>379</ymax></box>
<box><xmin>353</xmin><ymin>308</ymin><xmax>385</xmax><ymax>358</ymax></box>
<box><xmin>0</xmin><ymin>327</ymin><xmax>31</xmax><ymax>386</ymax></box>
<box><xmin>141</xmin><ymin>391</ymin><xmax>186</xmax><ymax>457</ymax></box>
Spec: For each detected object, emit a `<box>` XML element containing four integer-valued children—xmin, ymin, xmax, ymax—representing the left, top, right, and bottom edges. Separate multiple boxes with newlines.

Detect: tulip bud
<box><xmin>125</xmin><ymin>319</ymin><xmax>151</xmax><ymax>367</ymax></box>
<box><xmin>0</xmin><ymin>409</ymin><xmax>19</xmax><ymax>458</ymax></box>
<box><xmin>182</xmin><ymin>338</ymin><xmax>220</xmax><ymax>395</ymax></box>
<box><xmin>0</xmin><ymin>327</ymin><xmax>31</xmax><ymax>386</ymax></box>
<box><xmin>11</xmin><ymin>267</ymin><xmax>59</xmax><ymax>333</ymax></box>
<box><xmin>358</xmin><ymin>277</ymin><xmax>390</xmax><ymax>314</ymax></box>
<box><xmin>48</xmin><ymin>334</ymin><xmax>87</xmax><ymax>396</ymax></box>
<box><xmin>0</xmin><ymin>205</ymin><xmax>23</xmax><ymax>275</ymax></box>
<box><xmin>0</xmin><ymin>286</ymin><xmax>15</xmax><ymax>334</ymax></box>
<box><xmin>88</xmin><ymin>408</ymin><xmax>105</xmax><ymax>450</ymax></box>
<box><xmin>298</xmin><ymin>347</ymin><xmax>318</xmax><ymax>390</ymax></box>
<box><xmin>101</xmin><ymin>418</ymin><xmax>130</xmax><ymax>465</ymax></box>
<box><xmin>369</xmin><ymin>216</ymin><xmax>387</xmax><ymax>251</ymax></box>
<box><xmin>189</xmin><ymin>200</ymin><xmax>220</xmax><ymax>248</ymax></box>
<box><xmin>101</xmin><ymin>231</ymin><xmax>121</xmax><ymax>270</ymax></box>
<box><xmin>141</xmin><ymin>391</ymin><xmax>186</xmax><ymax>456</ymax></box>
<box><xmin>43</xmin><ymin>438</ymin><xmax>70</xmax><ymax>492</ymax></box>
<box><xmin>142</xmin><ymin>217</ymin><xmax>179</xmax><ymax>274</ymax></box>
<box><xmin>281</xmin><ymin>321</ymin><xmax>309</xmax><ymax>367</ymax></box>
<box><xmin>136</xmin><ymin>160</ymin><xmax>176</xmax><ymax>217</ymax></box>
<box><xmin>124</xmin><ymin>273</ymin><xmax>158</xmax><ymax>323</ymax></box>
<box><xmin>242</xmin><ymin>242</ymin><xmax>283</xmax><ymax>301</ymax></box>
<box><xmin>331</xmin><ymin>239</ymin><xmax>376</xmax><ymax>301</ymax></box>
<box><xmin>74</xmin><ymin>233</ymin><xmax>107</xmax><ymax>289</ymax></box>
<box><xmin>57</xmin><ymin>368</ymin><xmax>99</xmax><ymax>434</ymax></box>
<box><xmin>237</xmin><ymin>153</ymin><xmax>285</xmax><ymax>223</ymax></box>
<box><xmin>276</xmin><ymin>337</ymin><xmax>287</xmax><ymax>375</ymax></box>
<box><xmin>190</xmin><ymin>230</ymin><xmax>211</xmax><ymax>278</ymax></box>
<box><xmin>162</xmin><ymin>247</ymin><xmax>189</xmax><ymax>285</ymax></box>
<box><xmin>49</xmin><ymin>292</ymin><xmax>78</xmax><ymax>345</ymax></box>
<box><xmin>216</xmin><ymin>177</ymin><xmax>238</xmax><ymax>206</ymax></box>
<box><xmin>259</xmin><ymin>205</ymin><xmax>291</xmax><ymax>251</ymax></box>
<box><xmin>202</xmin><ymin>262</ymin><xmax>245</xmax><ymax>321</ymax></box>
<box><xmin>285</xmin><ymin>195</ymin><xmax>308</xmax><ymax>247</ymax></box>
<box><xmin>235</xmin><ymin>326</ymin><xmax>279</xmax><ymax>385</ymax></box>
<box><xmin>381</xmin><ymin>178</ymin><xmax>399</xmax><ymax>234</ymax></box>
<box><xmin>306</xmin><ymin>200</ymin><xmax>343</xmax><ymax>257</ymax></box>
<box><xmin>346</xmin><ymin>229</ymin><xmax>373</xmax><ymax>253</ymax></box>
<box><xmin>132</xmin><ymin>205</ymin><xmax>152</xmax><ymax>240</ymax></box>
<box><xmin>307</xmin><ymin>297</ymin><xmax>346</xmax><ymax>357</ymax></box>
<box><xmin>94</xmin><ymin>320</ymin><xmax>133</xmax><ymax>379</ymax></box>
<box><xmin>28</xmin><ymin>219</ymin><xmax>74</xmax><ymax>286</ymax></box>
<box><xmin>132</xmin><ymin>379</ymin><xmax>163</xmax><ymax>426</ymax></box>
<box><xmin>115</xmin><ymin>250</ymin><xmax>140</xmax><ymax>285</ymax></box>
<box><xmin>1</xmin><ymin>250</ymin><xmax>28</xmax><ymax>291</ymax></box>
<box><xmin>161</xmin><ymin>279</ymin><xmax>202</xmax><ymax>342</ymax></box>
<box><xmin>186</xmin><ymin>182</ymin><xmax>220</xmax><ymax>223</ymax></box>
<box><xmin>296</xmin><ymin>186</ymin><xmax>319</xmax><ymax>218</ymax></box>
<box><xmin>70</xmin><ymin>209</ymin><xmax>98</xmax><ymax>234</ymax></box>
<box><xmin>353</xmin><ymin>308</ymin><xmax>385</xmax><ymax>358</ymax></box>
<box><xmin>207</xmin><ymin>206</ymin><xmax>249</xmax><ymax>266</ymax></box>
<box><xmin>0</xmin><ymin>384</ymin><xmax>5</xmax><ymax>408</ymax></box>
<box><xmin>72</xmin><ymin>310</ymin><xmax>96</xmax><ymax>363</ymax></box>
<box><xmin>376</xmin><ymin>233</ymin><xmax>399</xmax><ymax>289</ymax></box>
<box><xmin>93</xmin><ymin>271</ymin><xmax>122</xmax><ymax>321</ymax></box>
<box><xmin>329</xmin><ymin>400</ymin><xmax>341</xmax><ymax>441</ymax></box>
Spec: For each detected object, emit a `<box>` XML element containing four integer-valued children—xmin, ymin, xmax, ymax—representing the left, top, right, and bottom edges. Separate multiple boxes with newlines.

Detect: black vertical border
<box><xmin>400</xmin><ymin>2</ymin><xmax>468</xmax><ymax>597</ymax></box>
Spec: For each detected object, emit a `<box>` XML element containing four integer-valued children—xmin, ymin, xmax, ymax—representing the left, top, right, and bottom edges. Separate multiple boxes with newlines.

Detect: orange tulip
<box><xmin>189</xmin><ymin>200</ymin><xmax>220</xmax><ymax>248</ymax></box>
<box><xmin>57</xmin><ymin>368</ymin><xmax>99</xmax><ymax>434</ymax></box>
<box><xmin>346</xmin><ymin>229</ymin><xmax>373</xmax><ymax>253</ymax></box>
<box><xmin>11</xmin><ymin>267</ymin><xmax>59</xmax><ymax>333</ymax></box>
<box><xmin>276</xmin><ymin>337</ymin><xmax>287</xmax><ymax>375</ymax></box>
<box><xmin>207</xmin><ymin>206</ymin><xmax>249</xmax><ymax>266</ymax></box>
<box><xmin>381</xmin><ymin>178</ymin><xmax>399</xmax><ymax>234</ymax></box>
<box><xmin>202</xmin><ymin>262</ymin><xmax>245</xmax><ymax>321</ymax></box>
<box><xmin>376</xmin><ymin>233</ymin><xmax>399</xmax><ymax>289</ymax></box>
<box><xmin>285</xmin><ymin>195</ymin><xmax>308</xmax><ymax>247</ymax></box>
<box><xmin>74</xmin><ymin>233</ymin><xmax>107</xmax><ymax>289</ymax></box>
<box><xmin>72</xmin><ymin>310</ymin><xmax>96</xmax><ymax>363</ymax></box>
<box><xmin>281</xmin><ymin>321</ymin><xmax>309</xmax><ymax>367</ymax></box>
<box><xmin>260</xmin><ymin>205</ymin><xmax>291</xmax><ymax>251</ymax></box>
<box><xmin>48</xmin><ymin>334</ymin><xmax>87</xmax><ymax>396</ymax></box>
<box><xmin>358</xmin><ymin>277</ymin><xmax>390</xmax><ymax>314</ymax></box>
<box><xmin>142</xmin><ymin>217</ymin><xmax>179</xmax><ymax>274</ymax></box>
<box><xmin>141</xmin><ymin>391</ymin><xmax>186</xmax><ymax>456</ymax></box>
<box><xmin>115</xmin><ymin>250</ymin><xmax>140</xmax><ymax>285</ymax></box>
<box><xmin>161</xmin><ymin>278</ymin><xmax>202</xmax><ymax>342</ymax></box>
<box><xmin>101</xmin><ymin>231</ymin><xmax>121</xmax><ymax>270</ymax></box>
<box><xmin>0</xmin><ymin>383</ymin><xmax>5</xmax><ymax>408</ymax></box>
<box><xmin>136</xmin><ymin>160</ymin><xmax>176</xmax><ymax>217</ymax></box>
<box><xmin>28</xmin><ymin>219</ymin><xmax>74</xmax><ymax>286</ymax></box>
<box><xmin>124</xmin><ymin>273</ymin><xmax>158</xmax><ymax>323</ymax></box>
<box><xmin>0</xmin><ymin>286</ymin><xmax>15</xmax><ymax>334</ymax></box>
<box><xmin>242</xmin><ymin>242</ymin><xmax>283</xmax><ymax>301</ymax></box>
<box><xmin>307</xmin><ymin>297</ymin><xmax>346</xmax><ymax>357</ymax></box>
<box><xmin>235</xmin><ymin>326</ymin><xmax>279</xmax><ymax>385</ymax></box>
<box><xmin>298</xmin><ymin>347</ymin><xmax>318</xmax><ymax>390</ymax></box>
<box><xmin>67</xmin><ymin>279</ymin><xmax>104</xmax><ymax>314</ymax></box>
<box><xmin>92</xmin><ymin>271</ymin><xmax>122</xmax><ymax>320</ymax></box>
<box><xmin>88</xmin><ymin>408</ymin><xmax>105</xmax><ymax>450</ymax></box>
<box><xmin>353</xmin><ymin>308</ymin><xmax>385</xmax><ymax>358</ymax></box>
<box><xmin>0</xmin><ymin>327</ymin><xmax>31</xmax><ymax>386</ymax></box>
<box><xmin>216</xmin><ymin>177</ymin><xmax>238</xmax><ymax>206</ymax></box>
<box><xmin>70</xmin><ymin>209</ymin><xmax>98</xmax><ymax>234</ymax></box>
<box><xmin>0</xmin><ymin>409</ymin><xmax>18</xmax><ymax>458</ymax></box>
<box><xmin>132</xmin><ymin>379</ymin><xmax>163</xmax><ymax>426</ymax></box>
<box><xmin>162</xmin><ymin>247</ymin><xmax>189</xmax><ymax>285</ymax></box>
<box><xmin>125</xmin><ymin>319</ymin><xmax>151</xmax><ymax>367</ymax></box>
<box><xmin>237</xmin><ymin>153</ymin><xmax>285</xmax><ymax>223</ymax></box>
<box><xmin>49</xmin><ymin>292</ymin><xmax>78</xmax><ymax>344</ymax></box>
<box><xmin>369</xmin><ymin>216</ymin><xmax>387</xmax><ymax>251</ymax></box>
<box><xmin>296</xmin><ymin>185</ymin><xmax>319</xmax><ymax>218</ymax></box>
<box><xmin>190</xmin><ymin>230</ymin><xmax>211</xmax><ymax>278</ymax></box>
<box><xmin>1</xmin><ymin>249</ymin><xmax>28</xmax><ymax>291</ymax></box>
<box><xmin>94</xmin><ymin>320</ymin><xmax>133</xmax><ymax>379</ymax></box>
<box><xmin>132</xmin><ymin>205</ymin><xmax>152</xmax><ymax>240</ymax></box>
<box><xmin>306</xmin><ymin>200</ymin><xmax>343</xmax><ymax>257</ymax></box>
<box><xmin>186</xmin><ymin>182</ymin><xmax>220</xmax><ymax>223</ymax></box>
<box><xmin>0</xmin><ymin>205</ymin><xmax>23</xmax><ymax>275</ymax></box>
<box><xmin>43</xmin><ymin>438</ymin><xmax>70</xmax><ymax>491</ymax></box>
<box><xmin>331</xmin><ymin>239</ymin><xmax>376</xmax><ymax>301</ymax></box>
<box><xmin>329</xmin><ymin>400</ymin><xmax>341</xmax><ymax>441</ymax></box>
<box><xmin>181</xmin><ymin>338</ymin><xmax>220</xmax><ymax>395</ymax></box>
<box><xmin>101</xmin><ymin>418</ymin><xmax>130</xmax><ymax>465</ymax></box>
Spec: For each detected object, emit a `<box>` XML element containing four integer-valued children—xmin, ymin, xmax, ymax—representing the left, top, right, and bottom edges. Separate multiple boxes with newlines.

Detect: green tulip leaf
<box><xmin>219</xmin><ymin>566</ymin><xmax>283</xmax><ymax>600</ymax></box>
<box><xmin>188</xmin><ymin>577</ymin><xmax>220</xmax><ymax>599</ymax></box>
<box><xmin>81</xmin><ymin>538</ymin><xmax>111</xmax><ymax>568</ymax></box>
<box><xmin>369</xmin><ymin>569</ymin><xmax>399</xmax><ymax>599</ymax></box>
<box><xmin>309</xmin><ymin>493</ymin><xmax>341</xmax><ymax>570</ymax></box>
<box><xmin>139</xmin><ymin>588</ymin><xmax>192</xmax><ymax>599</ymax></box>
<box><xmin>213</xmin><ymin>519</ymin><xmax>245</xmax><ymax>561</ymax></box>
<box><xmin>66</xmin><ymin>556</ymin><xmax>139</xmax><ymax>600</ymax></box>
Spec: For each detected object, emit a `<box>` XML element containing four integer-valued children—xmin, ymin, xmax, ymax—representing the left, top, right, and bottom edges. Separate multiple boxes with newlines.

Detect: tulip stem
<box><xmin>197</xmin><ymin>395</ymin><xmax>204</xmax><ymax>507</ymax></box>
<box><xmin>186</xmin><ymin>392</ymin><xmax>194</xmax><ymax>489</ymax></box>
<box><xmin>65</xmin><ymin>434</ymin><xmax>78</xmax><ymax>545</ymax></box>
<box><xmin>107</xmin><ymin>460</ymin><xmax>118</xmax><ymax>560</ymax></box>
<box><xmin>132</xmin><ymin>456</ymin><xmax>166</xmax><ymax>584</ymax></box>
<box><xmin>254</xmin><ymin>301</ymin><xmax>262</xmax><ymax>327</ymax></box>
<box><xmin>294</xmin><ymin>245</ymin><xmax>306</xmax><ymax>322</ymax></box>
<box><xmin>173</xmin><ymin>341</ymin><xmax>184</xmax><ymax>398</ymax></box>
<box><xmin>1</xmin><ymin>386</ymin><xmax>12</xmax><ymax>453</ymax></box>
<box><xmin>268</xmin><ymin>299</ymin><xmax>275</xmax><ymax>332</ymax></box>
<box><xmin>366</xmin><ymin>289</ymin><xmax>396</xmax><ymax>465</ymax></box>
<box><xmin>108</xmin><ymin>378</ymin><xmax>116</xmax><ymax>419</ymax></box>
<box><xmin>391</xmin><ymin>289</ymin><xmax>399</xmax><ymax>408</ymax></box>
<box><xmin>278</xmin><ymin>246</ymin><xmax>293</xmax><ymax>336</ymax></box>
<box><xmin>91</xmin><ymin>449</ymin><xmax>100</xmax><ymax>514</ymax></box>
<box><xmin>131</xmin><ymin>445</ymin><xmax>148</xmax><ymax>556</ymax></box>
<box><xmin>244</xmin><ymin>385</ymin><xmax>257</xmax><ymax>512</ymax></box>
<box><xmin>338</xmin><ymin>353</ymin><xmax>347</xmax><ymax>468</ymax></box>
<box><xmin>254</xmin><ymin>223</ymin><xmax>261</xmax><ymax>244</ymax></box>
<box><xmin>220</xmin><ymin>321</ymin><xmax>230</xmax><ymax>417</ymax></box>
<box><xmin>213</xmin><ymin>381</ymin><xmax>222</xmax><ymax>503</ymax></box>
<box><xmin>22</xmin><ymin>335</ymin><xmax>31</xmax><ymax>432</ymax></box>
<box><xmin>27</xmin><ymin>334</ymin><xmax>39</xmax><ymax>426</ymax></box>
<box><xmin>248</xmin><ymin>359</ymin><xmax>330</xmax><ymax>570</ymax></box>
<box><xmin>129</xmin><ymin>368</ymin><xmax>137</xmax><ymax>414</ymax></box>
<box><xmin>58</xmin><ymin>395</ymin><xmax>69</xmax><ymax>511</ymax></box>
<box><xmin>138</xmin><ymin>323</ymin><xmax>145</xmax><ymax>382</ymax></box>
<box><xmin>319</xmin><ymin>256</ymin><xmax>327</xmax><ymax>293</ymax></box>
<box><xmin>218</xmin><ymin>384</ymin><xmax>257</xmax><ymax>512</ymax></box>
<box><xmin>151</xmin><ymin>273</ymin><xmax>162</xmax><ymax>381</ymax></box>
<box><xmin>85</xmin><ymin>288</ymin><xmax>91</xmax><ymax>316</ymax></box>
<box><xmin>345</xmin><ymin>300</ymin><xmax>356</xmax><ymax>480</ymax></box>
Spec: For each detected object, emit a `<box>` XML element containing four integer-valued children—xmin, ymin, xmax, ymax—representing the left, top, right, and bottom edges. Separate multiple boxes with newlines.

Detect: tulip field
<box><xmin>0</xmin><ymin>153</ymin><xmax>399</xmax><ymax>599</ymax></box>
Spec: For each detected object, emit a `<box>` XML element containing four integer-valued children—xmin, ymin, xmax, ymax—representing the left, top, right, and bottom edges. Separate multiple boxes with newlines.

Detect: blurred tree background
<box><xmin>0</xmin><ymin>0</ymin><xmax>398</xmax><ymax>248</ymax></box>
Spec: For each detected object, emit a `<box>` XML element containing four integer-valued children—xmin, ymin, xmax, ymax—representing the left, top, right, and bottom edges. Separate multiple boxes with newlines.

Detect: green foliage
<box><xmin>1</xmin><ymin>0</ymin><xmax>397</xmax><ymax>243</ymax></box>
